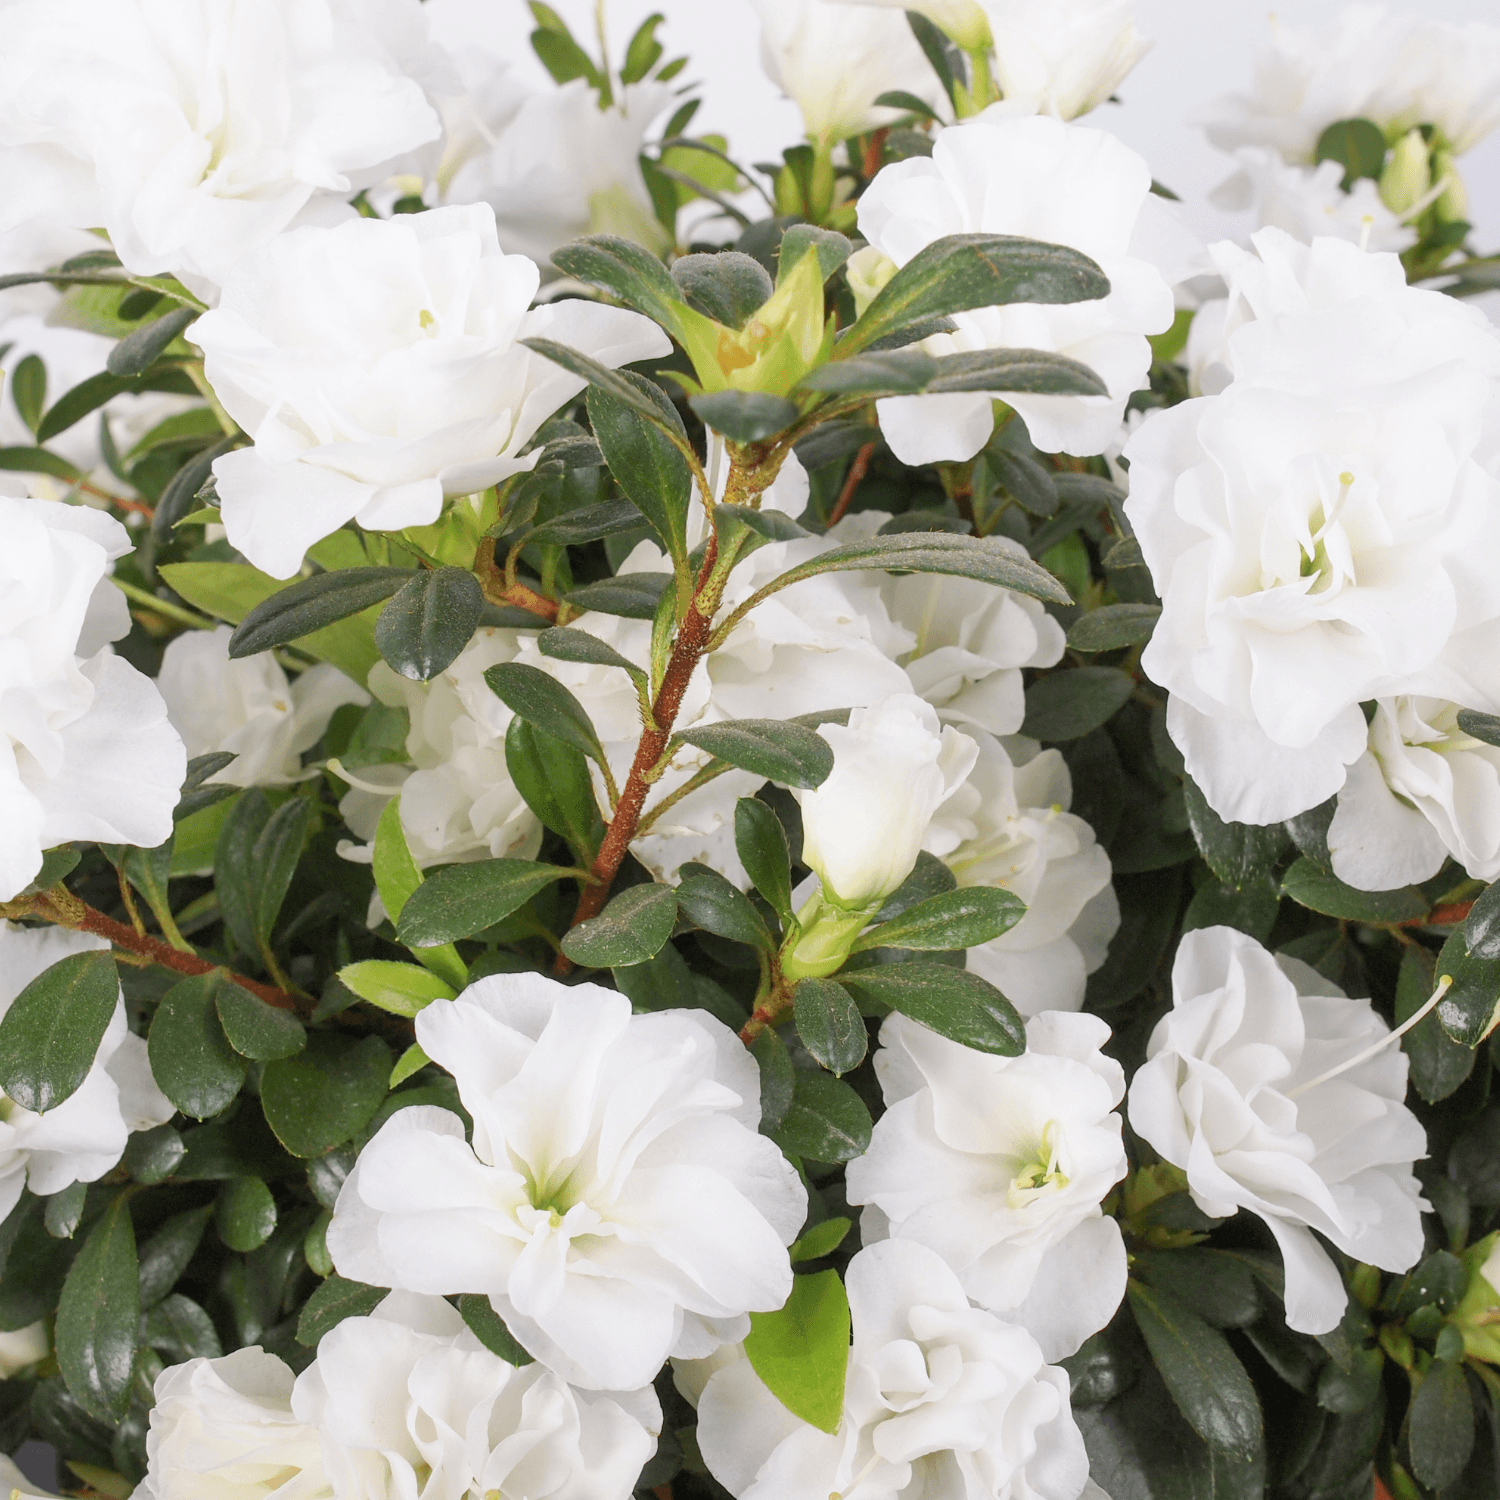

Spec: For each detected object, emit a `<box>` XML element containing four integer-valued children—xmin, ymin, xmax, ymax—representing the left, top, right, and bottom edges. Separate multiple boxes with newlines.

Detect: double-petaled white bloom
<box><xmin>0</xmin><ymin>496</ymin><xmax>186</xmax><ymax>900</ymax></box>
<box><xmin>931</xmin><ymin>734</ymin><xmax>1118</xmax><ymax>1016</ymax></box>
<box><xmin>847</xmin><ymin>1011</ymin><xmax>1127</xmax><ymax>1362</ymax></box>
<box><xmin>697</xmin><ymin>1240</ymin><xmax>1099</xmax><ymax>1500</ymax></box>
<box><xmin>191</xmin><ymin>203</ymin><xmax>670</xmax><ymax>579</ymax></box>
<box><xmin>1202</xmin><ymin>6</ymin><xmax>1500</xmax><ymax>164</ymax></box>
<box><xmin>799</xmin><ymin>695</ymin><xmax>978</xmax><ymax>910</ymax></box>
<box><xmin>327</xmin><ymin>973</ymin><xmax>806</xmax><ymax>1392</ymax></box>
<box><xmin>292</xmin><ymin>1292</ymin><xmax>661</xmax><ymax>1500</ymax></box>
<box><xmin>1328</xmin><ymin>699</ymin><xmax>1500</xmax><ymax>891</ymax></box>
<box><xmin>751</xmin><ymin>0</ymin><xmax>944</xmax><ymax>143</ymax></box>
<box><xmin>0</xmin><ymin>924</ymin><xmax>173</xmax><ymax>1222</ymax></box>
<box><xmin>1125</xmin><ymin>228</ymin><xmax>1500</xmax><ymax>825</ymax></box>
<box><xmin>1128</xmin><ymin>926</ymin><xmax>1427</xmax><ymax>1336</ymax></box>
<box><xmin>0</xmin><ymin>0</ymin><xmax>446</xmax><ymax>298</ymax></box>
<box><xmin>856</xmin><ymin>113</ymin><xmax>1174</xmax><ymax>466</ymax></box>
<box><xmin>157</xmin><ymin>627</ymin><xmax>367</xmax><ymax>789</ymax></box>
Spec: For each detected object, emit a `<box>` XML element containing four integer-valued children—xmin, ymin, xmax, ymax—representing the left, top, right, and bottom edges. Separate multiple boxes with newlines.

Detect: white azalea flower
<box><xmin>799</xmin><ymin>695</ymin><xmax>978</xmax><ymax>910</ymax></box>
<box><xmin>1124</xmin><ymin>228</ymin><xmax>1500</xmax><ymax>825</ymax></box>
<box><xmin>0</xmin><ymin>0</ymin><xmax>446</xmax><ymax>297</ymax></box>
<box><xmin>830</xmin><ymin>0</ymin><xmax>993</xmax><ymax>54</ymax></box>
<box><xmin>191</xmin><ymin>203</ymin><xmax>671</xmax><ymax>579</ymax></box>
<box><xmin>291</xmin><ymin>1292</ymin><xmax>661</xmax><ymax>1500</ymax></box>
<box><xmin>985</xmin><ymin>0</ymin><xmax>1150</xmax><ymax>120</ymax></box>
<box><xmin>1128</xmin><ymin>925</ymin><xmax>1427</xmax><ymax>1336</ymax></box>
<box><xmin>0</xmin><ymin>1321</ymin><xmax>48</xmax><ymax>1378</ymax></box>
<box><xmin>0</xmin><ymin>922</ymin><xmax>173</xmax><ymax>1221</ymax></box>
<box><xmin>1328</xmin><ymin>698</ymin><xmax>1500</xmax><ymax>890</ymax></box>
<box><xmin>0</xmin><ymin>495</ymin><xmax>186</xmax><ymax>900</ymax></box>
<box><xmin>931</xmin><ymin>733</ymin><xmax>1118</xmax><ymax>1016</ymax></box>
<box><xmin>157</xmin><ymin>627</ymin><xmax>366</xmax><ymax>790</ymax></box>
<box><xmin>846</xmin><ymin>1010</ymin><xmax>1128</xmax><ymax>1362</ymax></box>
<box><xmin>338</xmin><ymin>627</ymin><xmax>540</xmax><ymax>871</ymax></box>
<box><xmin>696</xmin><ymin>1240</ymin><xmax>1096</xmax><ymax>1500</ymax></box>
<box><xmin>856</xmin><ymin>112</ymin><xmax>1174</xmax><ymax>465</ymax></box>
<box><xmin>326</xmin><ymin>973</ymin><xmax>807</xmax><ymax>1392</ymax></box>
<box><xmin>751</xmin><ymin>0</ymin><xmax>944</xmax><ymax>143</ymax></box>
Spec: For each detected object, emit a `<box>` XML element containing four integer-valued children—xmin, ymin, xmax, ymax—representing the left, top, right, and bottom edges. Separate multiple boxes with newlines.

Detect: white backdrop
<box><xmin>427</xmin><ymin>0</ymin><xmax>1500</xmax><ymax>249</ymax></box>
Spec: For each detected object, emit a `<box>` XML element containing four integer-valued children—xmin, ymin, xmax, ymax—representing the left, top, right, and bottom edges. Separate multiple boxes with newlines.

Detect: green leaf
<box><xmin>551</xmin><ymin>236</ymin><xmax>687</xmax><ymax>339</ymax></box>
<box><xmin>396</xmin><ymin>859</ymin><xmax>576</xmax><ymax>947</ymax></box>
<box><xmin>337</xmin><ymin>961</ymin><xmax>456</xmax><ymax>1018</ymax></box>
<box><xmin>1396</xmin><ymin>942</ymin><xmax>1474</xmax><ymax>1103</ymax></box>
<box><xmin>564</xmin><ymin>571</ymin><xmax>671</xmax><ymax>619</ymax></box>
<box><xmin>260</xmin><ymin>1033</ymin><xmax>392</xmax><ymax>1158</ymax></box>
<box><xmin>752</xmin><ymin>1027</ymin><xmax>794</xmax><ymax>1130</ymax></box>
<box><xmin>123</xmin><ymin>1124</ymin><xmax>185</xmax><ymax>1185</ymax></box>
<box><xmin>56</xmin><ymin>1196</ymin><xmax>139</xmax><ymax>1422</ymax></box>
<box><xmin>1068</xmin><ymin>603</ymin><xmax>1161</xmax><ymax>653</ymax></box>
<box><xmin>744</xmin><ymin>1271</ymin><xmax>850</xmax><ymax>1433</ymax></box>
<box><xmin>1022</xmin><ymin>667</ymin><xmax>1134</xmax><ymax>741</ymax></box>
<box><xmin>760</xmin><ymin>530</ymin><xmax>1071</xmax><ymax>608</ymax></box>
<box><xmin>36</xmin><ymin>372</ymin><xmax>131</xmax><ymax>443</ymax></box>
<box><xmin>215</xmin><ymin>983</ymin><xmax>305</xmax><ymax>1061</ymax></box>
<box><xmin>1182</xmin><ymin>877</ymin><xmax>1279</xmax><ymax>944</ymax></box>
<box><xmin>842</xmin><ymin>234</ymin><xmax>1111</xmax><ymax>356</ymax></box>
<box><xmin>1457</xmin><ymin>708</ymin><xmax>1500</xmax><ymax>749</ymax></box>
<box><xmin>11</xmin><ymin>353</ymin><xmax>45</xmax><ymax>432</ymax></box>
<box><xmin>137</xmin><ymin>1207</ymin><xmax>212</xmax><ymax>1309</ymax></box>
<box><xmin>1466</xmin><ymin>879</ymin><xmax>1500</xmax><ymax>959</ymax></box>
<box><xmin>562</xmin><ymin>883</ymin><xmax>678</xmax><ymax>967</ymax></box>
<box><xmin>853</xmin><ymin>886</ymin><xmax>1025</xmax><ymax>954</ymax></box>
<box><xmin>620</xmin><ymin>11</ymin><xmax>665</xmax><ymax>83</ymax></box>
<box><xmin>105</xmin><ymin>304</ymin><xmax>197</xmax><ymax>376</ymax></box>
<box><xmin>0</xmin><ymin>445</ymin><xmax>82</xmax><ymax>481</ymax></box>
<box><xmin>525</xmin><ymin>497</ymin><xmax>645</xmax><ymax>548</ymax></box>
<box><xmin>678</xmin><ymin>719</ymin><xmax>834</xmax><ymax>790</ymax></box>
<box><xmin>838</xmin><ymin>963</ymin><xmax>1024</xmax><ymax>1056</ymax></box>
<box><xmin>1134</xmin><ymin>1249</ymin><xmax>1261</xmax><ymax>1330</ymax></box>
<box><xmin>1314</xmin><ymin>118</ymin><xmax>1388</xmax><ymax>190</ymax></box>
<box><xmin>249</xmin><ymin>796</ymin><xmax>315</xmax><ymax>950</ymax></box>
<box><xmin>485</xmin><ymin>661</ymin><xmax>606</xmax><ymax>765</ymax></box>
<box><xmin>295</xmin><ymin>1274</ymin><xmax>387</xmax><ymax>1346</ymax></box>
<box><xmin>530</xmin><ymin>24</ymin><xmax>605</xmax><ymax>89</ymax></box>
<box><xmin>774</xmin><ymin>1071</ymin><xmax>872</xmax><ymax>1162</ymax></box>
<box><xmin>735</xmin><ymin>798</ymin><xmax>794</xmax><ymax>923</ymax></box>
<box><xmin>505</xmin><ymin>718</ymin><xmax>604</xmax><ymax>864</ymax></box>
<box><xmin>145</xmin><ymin>1294</ymin><xmax>222</xmax><ymax>1363</ymax></box>
<box><xmin>1434</xmin><ymin>927</ymin><xmax>1500</xmax><ymax>1046</ymax></box>
<box><xmin>148</xmin><ymin>971</ymin><xmax>246</xmax><ymax>1119</ymax></box>
<box><xmin>794</xmin><ymin>978</ymin><xmax>867</xmax><ymax>1075</ymax></box>
<box><xmin>374</xmin><ymin>566</ymin><xmax>483</xmax><ymax>682</ymax></box>
<box><xmin>790</xmin><ymin>1217</ymin><xmax>852</xmax><ymax>1263</ymax></box>
<box><xmin>777</xmin><ymin>224</ymin><xmax>853</xmax><ymax>284</ymax></box>
<box><xmin>215</xmin><ymin>1178</ymin><xmax>278</xmax><ymax>1253</ymax></box>
<box><xmin>0</xmin><ymin>950</ymin><xmax>118</xmax><ymax>1113</ymax></box>
<box><xmin>671</xmin><ymin>250</ymin><xmax>773</xmax><ymax>328</ymax></box>
<box><xmin>370</xmin><ymin>801</ymin><xmax>468</xmax><ymax>991</ymax></box>
<box><xmin>458</xmin><ymin>1294</ymin><xmax>534</xmax><ymax>1365</ymax></box>
<box><xmin>523</xmin><ymin>335</ymin><xmax>686</xmax><ymax>447</ymax></box>
<box><xmin>1407</xmin><ymin>1357</ymin><xmax>1473</xmax><ymax>1490</ymax></box>
<box><xmin>587</xmin><ymin>383</ymin><xmax>692</xmax><ymax>574</ymax></box>
<box><xmin>800</xmin><ymin>345</ymin><xmax>1106</xmax><ymax>399</ymax></box>
<box><xmin>537</xmin><ymin>626</ymin><xmax>647</xmax><ymax>685</ymax></box>
<box><xmin>716</xmin><ymin>504</ymin><xmax>812</xmax><ymax>547</ymax></box>
<box><xmin>1127</xmin><ymin>1281</ymin><xmax>1263</xmax><ymax>1460</ymax></box>
<box><xmin>1280</xmin><ymin>857</ymin><xmax>1428</xmax><ymax>923</ymax></box>
<box><xmin>228</xmin><ymin>567</ymin><xmax>409</xmax><ymax>658</ymax></box>
<box><xmin>676</xmin><ymin>869</ymin><xmax>775</xmax><ymax>952</ymax></box>
<box><xmin>18</xmin><ymin>844</ymin><xmax>82</xmax><ymax>896</ymax></box>
<box><xmin>44</xmin><ymin>1182</ymin><xmax>86</xmax><ymax>1240</ymax></box>
<box><xmin>689</xmin><ymin>391</ymin><xmax>800</xmax><ymax>443</ymax></box>
<box><xmin>1182</xmin><ymin>778</ymin><xmax>1287</xmax><ymax>890</ymax></box>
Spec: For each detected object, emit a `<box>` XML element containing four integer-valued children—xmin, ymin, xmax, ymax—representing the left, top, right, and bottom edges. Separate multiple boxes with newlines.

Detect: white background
<box><xmin>427</xmin><ymin>0</ymin><xmax>1500</xmax><ymax>249</ymax></box>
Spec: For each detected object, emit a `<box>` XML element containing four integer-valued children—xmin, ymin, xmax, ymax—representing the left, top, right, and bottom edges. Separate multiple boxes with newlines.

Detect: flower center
<box><xmin>1295</xmin><ymin>471</ymin><xmax>1356</xmax><ymax>595</ymax></box>
<box><xmin>1007</xmin><ymin>1123</ymin><xmax>1068</xmax><ymax>1210</ymax></box>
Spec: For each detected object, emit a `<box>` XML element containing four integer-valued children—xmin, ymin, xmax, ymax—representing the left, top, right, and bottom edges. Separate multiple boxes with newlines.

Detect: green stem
<box><xmin>113</xmin><ymin>576</ymin><xmax>219</xmax><ymax>631</ymax></box>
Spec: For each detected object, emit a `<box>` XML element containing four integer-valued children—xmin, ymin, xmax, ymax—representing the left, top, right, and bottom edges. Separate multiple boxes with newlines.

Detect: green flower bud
<box><xmin>1379</xmin><ymin>129</ymin><xmax>1431</xmax><ymax>215</ymax></box>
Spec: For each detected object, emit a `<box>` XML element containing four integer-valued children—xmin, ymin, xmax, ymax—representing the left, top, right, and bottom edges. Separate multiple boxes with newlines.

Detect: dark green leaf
<box><xmin>564</xmin><ymin>571</ymin><xmax>672</xmax><ymax>619</ymax></box>
<box><xmin>801</xmin><ymin>345</ymin><xmax>1106</xmax><ymax>398</ymax></box>
<box><xmin>124</xmin><ymin>1124</ymin><xmax>184</xmax><ymax>1186</ymax></box>
<box><xmin>215</xmin><ymin>1177</ymin><xmax>278</xmax><ymax>1253</ymax></box>
<box><xmin>228</xmin><ymin>568</ymin><xmax>408</xmax><ymax>658</ymax></box>
<box><xmin>551</xmin><ymin>236</ymin><xmax>687</xmax><ymax>339</ymax></box>
<box><xmin>853</xmin><ymin>886</ymin><xmax>1025</xmax><ymax>953</ymax></box>
<box><xmin>1466</xmin><ymin>879</ymin><xmax>1500</xmax><ymax>959</ymax></box>
<box><xmin>774</xmin><ymin>1071</ymin><xmax>872</xmax><ymax>1162</ymax></box>
<box><xmin>537</xmin><ymin>626</ymin><xmax>646</xmax><ymax>683</ymax></box>
<box><xmin>485</xmin><ymin>661</ymin><xmax>606</xmax><ymax>765</ymax></box>
<box><xmin>839</xmin><ymin>963</ymin><xmax>1024</xmax><ymax>1055</ymax></box>
<box><xmin>0</xmin><ymin>950</ymin><xmax>118</xmax><ymax>1113</ymax></box>
<box><xmin>777</xmin><ymin>224</ymin><xmax>853</xmax><ymax>284</ymax></box>
<box><xmin>752</xmin><ymin>1027</ymin><xmax>793</xmax><ymax>1131</ymax></box>
<box><xmin>505</xmin><ymin>718</ymin><xmax>604</xmax><ymax>863</ymax></box>
<box><xmin>1280</xmin><ymin>857</ymin><xmax>1428</xmax><ymax>923</ymax></box>
<box><xmin>18</xmin><ymin>844</ymin><xmax>82</xmax><ymax>896</ymax></box>
<box><xmin>613</xmin><ymin>940</ymin><xmax>694</xmax><ymax>1012</ymax></box>
<box><xmin>676</xmin><ymin>869</ymin><xmax>775</xmax><ymax>952</ymax></box>
<box><xmin>1182</xmin><ymin>877</ymin><xmax>1279</xmax><ymax>944</ymax></box>
<box><xmin>148</xmin><ymin>971</ymin><xmax>246</xmax><ymax>1119</ymax></box>
<box><xmin>11</xmin><ymin>354</ymin><xmax>45</xmax><ymax>432</ymax></box>
<box><xmin>0</xmin><ymin>445</ymin><xmax>82</xmax><ymax>481</ymax></box>
<box><xmin>374</xmin><ymin>566</ymin><xmax>484</xmax><ymax>681</ymax></box>
<box><xmin>587</xmin><ymin>379</ymin><xmax>692</xmax><ymax>569</ymax></box>
<box><xmin>249</xmin><ymin>796</ymin><xmax>315</xmax><ymax>949</ymax></box>
<box><xmin>689</xmin><ymin>391</ymin><xmax>799</xmax><ymax>443</ymax></box>
<box><xmin>1407</xmin><ymin>1357</ymin><xmax>1473</xmax><ymax>1490</ymax></box>
<box><xmin>1134</xmin><ymin>1249</ymin><xmax>1260</xmax><ymax>1329</ymax></box>
<box><xmin>145</xmin><ymin>1293</ymin><xmax>222</xmax><ymax>1363</ymax></box>
<box><xmin>872</xmin><ymin>852</ymin><xmax>957</xmax><ymax>923</ymax></box>
<box><xmin>1434</xmin><ymin>928</ymin><xmax>1500</xmax><ymax>1047</ymax></box>
<box><xmin>260</xmin><ymin>1033</ymin><xmax>392</xmax><ymax>1158</ymax></box>
<box><xmin>56</xmin><ymin>1195</ymin><xmax>139</xmax><ymax>1422</ymax></box>
<box><xmin>1022</xmin><ymin>667</ymin><xmax>1134</xmax><ymax>741</ymax></box>
<box><xmin>1314</xmin><ymin>118</ymin><xmax>1388</xmax><ymax>190</ymax></box>
<box><xmin>562</xmin><ymin>883</ymin><xmax>678</xmax><ymax>967</ymax></box>
<box><xmin>1128</xmin><ymin>1281</ymin><xmax>1263</xmax><ymax>1459</ymax></box>
<box><xmin>137</xmin><ymin>1207</ymin><xmax>212</xmax><ymax>1309</ymax></box>
<box><xmin>215</xmin><ymin>983</ymin><xmax>306</xmax><ymax>1062</ymax></box>
<box><xmin>842</xmin><ymin>233</ymin><xmax>1110</xmax><ymax>356</ymax></box>
<box><xmin>44</xmin><ymin>1182</ymin><xmax>86</xmax><ymax>1240</ymax></box>
<box><xmin>735</xmin><ymin>797</ymin><xmax>793</xmax><ymax>922</ymax></box>
<box><xmin>396</xmin><ymin>858</ymin><xmax>576</xmax><ymax>947</ymax></box>
<box><xmin>671</xmin><ymin>251</ymin><xmax>773</xmax><ymax>327</ymax></box>
<box><xmin>1068</xmin><ymin>604</ymin><xmax>1161</xmax><ymax>653</ymax></box>
<box><xmin>523</xmin><ymin>337</ymin><xmax>689</xmax><ymax>445</ymax></box>
<box><xmin>524</xmin><ymin>497</ymin><xmax>646</xmax><ymax>548</ymax></box>
<box><xmin>149</xmin><ymin>433</ymin><xmax>236</xmax><ymax>541</ymax></box>
<box><xmin>794</xmin><ymin>978</ymin><xmax>866</xmax><ymax>1075</ymax></box>
<box><xmin>1457</xmin><ymin>708</ymin><xmax>1500</xmax><ymax>748</ymax></box>
<box><xmin>677</xmin><ymin>718</ymin><xmax>833</xmax><ymax>791</ymax></box>
<box><xmin>1182</xmin><ymin>778</ymin><xmax>1287</xmax><ymax>889</ymax></box>
<box><xmin>1397</xmin><ymin>942</ymin><xmax>1474</xmax><ymax>1103</ymax></box>
<box><xmin>295</xmin><ymin>1274</ymin><xmax>386</xmax><ymax>1346</ymax></box>
<box><xmin>213</xmin><ymin>790</ymin><xmax>270</xmax><ymax>956</ymax></box>
<box><xmin>174</xmin><ymin>752</ymin><xmax>238</xmax><ymax>821</ymax></box>
<box><xmin>716</xmin><ymin>504</ymin><xmax>812</xmax><ymax>544</ymax></box>
<box><xmin>744</xmin><ymin>1270</ymin><xmax>849</xmax><ymax>1434</ymax></box>
<box><xmin>106</xmin><ymin>305</ymin><xmax>197</xmax><ymax>376</ymax></box>
<box><xmin>458</xmin><ymin>1294</ymin><xmax>533</xmax><ymax>1365</ymax></box>
<box><xmin>987</xmin><ymin>447</ymin><xmax>1057</xmax><ymax>517</ymax></box>
<box><xmin>871</xmin><ymin>88</ymin><xmax>939</xmax><ymax>118</ymax></box>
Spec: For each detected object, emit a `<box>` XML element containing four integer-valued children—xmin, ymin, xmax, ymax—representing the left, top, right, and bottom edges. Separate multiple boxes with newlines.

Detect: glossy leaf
<box><xmin>0</xmin><ymin>950</ymin><xmax>119</xmax><ymax>1114</ymax></box>
<box><xmin>260</xmin><ymin>1033</ymin><xmax>392</xmax><ymax>1158</ymax></box>
<box><xmin>148</xmin><ymin>971</ymin><xmax>247</xmax><ymax>1120</ymax></box>
<box><xmin>215</xmin><ymin>1178</ymin><xmax>277</xmax><ymax>1253</ymax></box>
<box><xmin>374</xmin><ymin>566</ymin><xmax>484</xmax><ymax>681</ymax></box>
<box><xmin>774</xmin><ymin>1072</ymin><xmax>873</xmax><ymax>1162</ymax></box>
<box><xmin>689</xmin><ymin>390</ymin><xmax>800</xmax><ymax>443</ymax></box>
<box><xmin>458</xmin><ymin>1294</ymin><xmax>534</xmax><ymax>1366</ymax></box>
<box><xmin>735</xmin><ymin>797</ymin><xmax>793</xmax><ymax>923</ymax></box>
<box><xmin>852</xmin><ymin>887</ymin><xmax>1025</xmax><ymax>954</ymax></box>
<box><xmin>794</xmin><ymin>978</ymin><xmax>867</xmax><ymax>1075</ymax></box>
<box><xmin>564</xmin><ymin>571</ymin><xmax>672</xmax><ymax>619</ymax></box>
<box><xmin>562</xmin><ymin>884</ymin><xmax>678</xmax><ymax>967</ymax></box>
<box><xmin>215</xmin><ymin>983</ymin><xmax>306</xmax><ymax>1061</ymax></box>
<box><xmin>228</xmin><ymin>568</ymin><xmax>408</xmax><ymax>658</ymax></box>
<box><xmin>505</xmin><ymin>718</ymin><xmax>604</xmax><ymax>864</ymax></box>
<box><xmin>295</xmin><ymin>1274</ymin><xmax>387</xmax><ymax>1347</ymax></box>
<box><xmin>838</xmin><ymin>963</ymin><xmax>1025</xmax><ymax>1056</ymax></box>
<box><xmin>587</xmin><ymin>383</ymin><xmax>692</xmax><ymax>574</ymax></box>
<box><xmin>337</xmin><ymin>960</ymin><xmax>456</xmax><ymax>1017</ymax></box>
<box><xmin>485</xmin><ymin>661</ymin><xmax>606</xmax><ymax>765</ymax></box>
<box><xmin>137</xmin><ymin>1207</ymin><xmax>212</xmax><ymax>1310</ymax></box>
<box><xmin>678</xmin><ymin>719</ymin><xmax>834</xmax><ymax>790</ymax></box>
<box><xmin>56</xmin><ymin>1196</ymin><xmax>139</xmax><ymax>1423</ymax></box>
<box><xmin>1181</xmin><ymin>778</ymin><xmax>1287</xmax><ymax>890</ymax></box>
<box><xmin>396</xmin><ymin>859</ymin><xmax>576</xmax><ymax>947</ymax></box>
<box><xmin>675</xmin><ymin>869</ymin><xmax>776</xmax><ymax>953</ymax></box>
<box><xmin>1280</xmin><ymin>858</ymin><xmax>1428</xmax><ymax>923</ymax></box>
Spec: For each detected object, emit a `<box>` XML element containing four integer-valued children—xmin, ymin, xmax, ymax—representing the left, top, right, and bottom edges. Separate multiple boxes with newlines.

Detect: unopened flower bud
<box><xmin>845</xmin><ymin>244</ymin><xmax>898</xmax><ymax>317</ymax></box>
<box><xmin>1450</xmin><ymin>1231</ymin><xmax>1500</xmax><ymax>1364</ymax></box>
<box><xmin>1432</xmin><ymin>149</ymin><xmax>1469</xmax><ymax>222</ymax></box>
<box><xmin>1379</xmin><ymin>129</ymin><xmax>1431</xmax><ymax>215</ymax></box>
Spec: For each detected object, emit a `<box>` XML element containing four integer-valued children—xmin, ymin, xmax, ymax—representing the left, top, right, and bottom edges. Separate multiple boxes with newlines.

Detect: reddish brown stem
<box><xmin>475</xmin><ymin>543</ymin><xmax>560</xmax><ymax>622</ymax></box>
<box><xmin>861</xmin><ymin>129</ymin><xmax>889</xmax><ymax>180</ymax></box>
<box><xmin>827</xmin><ymin>441</ymin><xmax>875</xmax><ymax>527</ymax></box>
<box><xmin>1406</xmin><ymin>900</ymin><xmax>1475</xmax><ymax>928</ymax></box>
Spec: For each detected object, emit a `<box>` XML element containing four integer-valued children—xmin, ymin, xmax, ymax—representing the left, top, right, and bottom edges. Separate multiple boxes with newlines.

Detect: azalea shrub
<box><xmin>5</xmin><ymin>2</ymin><xmax>1500</xmax><ymax>1499</ymax></box>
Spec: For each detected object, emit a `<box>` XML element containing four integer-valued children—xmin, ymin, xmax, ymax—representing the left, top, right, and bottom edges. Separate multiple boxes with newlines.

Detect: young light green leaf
<box><xmin>774</xmin><ymin>1072</ymin><xmax>873</xmax><ymax>1162</ymax></box>
<box><xmin>735</xmin><ymin>798</ymin><xmax>793</xmax><ymax>923</ymax></box>
<box><xmin>389</xmin><ymin>1043</ymin><xmax>430</xmax><ymax>1088</ymax></box>
<box><xmin>837</xmin><ymin>964</ymin><xmax>1024</xmax><ymax>1056</ymax></box>
<box><xmin>0</xmin><ymin>950</ymin><xmax>119</xmax><ymax>1114</ymax></box>
<box><xmin>790</xmin><ymin>1217</ymin><xmax>852</xmax><ymax>1263</ymax></box>
<box><xmin>56</xmin><ymin>1194</ymin><xmax>140</xmax><ymax>1422</ymax></box>
<box><xmin>744</xmin><ymin>1270</ymin><xmax>850</xmax><ymax>1434</ymax></box>
<box><xmin>562</xmin><ymin>883</ymin><xmax>678</xmax><ymax>968</ymax></box>
<box><xmin>485</xmin><ymin>662</ymin><xmax>606</xmax><ymax>766</ymax></box>
<box><xmin>215</xmin><ymin>1177</ymin><xmax>278</xmax><ymax>1253</ymax></box>
<box><xmin>794</xmin><ymin>978</ymin><xmax>867</xmax><ymax>1076</ymax></box>
<box><xmin>260</xmin><ymin>1033</ymin><xmax>392</xmax><ymax>1159</ymax></box>
<box><xmin>338</xmin><ymin>961</ymin><xmax>457</xmax><ymax>1018</ymax></box>
<box><xmin>227</xmin><ymin>568</ymin><xmax>409</xmax><ymax>659</ymax></box>
<box><xmin>148</xmin><ymin>971</ymin><xmax>247</xmax><ymax>1120</ymax></box>
<box><xmin>215</xmin><ymin>982</ymin><xmax>306</xmax><ymax>1061</ymax></box>
<box><xmin>852</xmin><ymin>887</ymin><xmax>1026</xmax><ymax>954</ymax></box>
<box><xmin>370</xmin><ymin>800</ymin><xmax>467</xmax><ymax>990</ymax></box>
<box><xmin>678</xmin><ymin>719</ymin><xmax>834</xmax><ymax>790</ymax></box>
<box><xmin>396</xmin><ymin>858</ymin><xmax>576</xmax><ymax>947</ymax></box>
<box><xmin>374</xmin><ymin>566</ymin><xmax>484</xmax><ymax>681</ymax></box>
